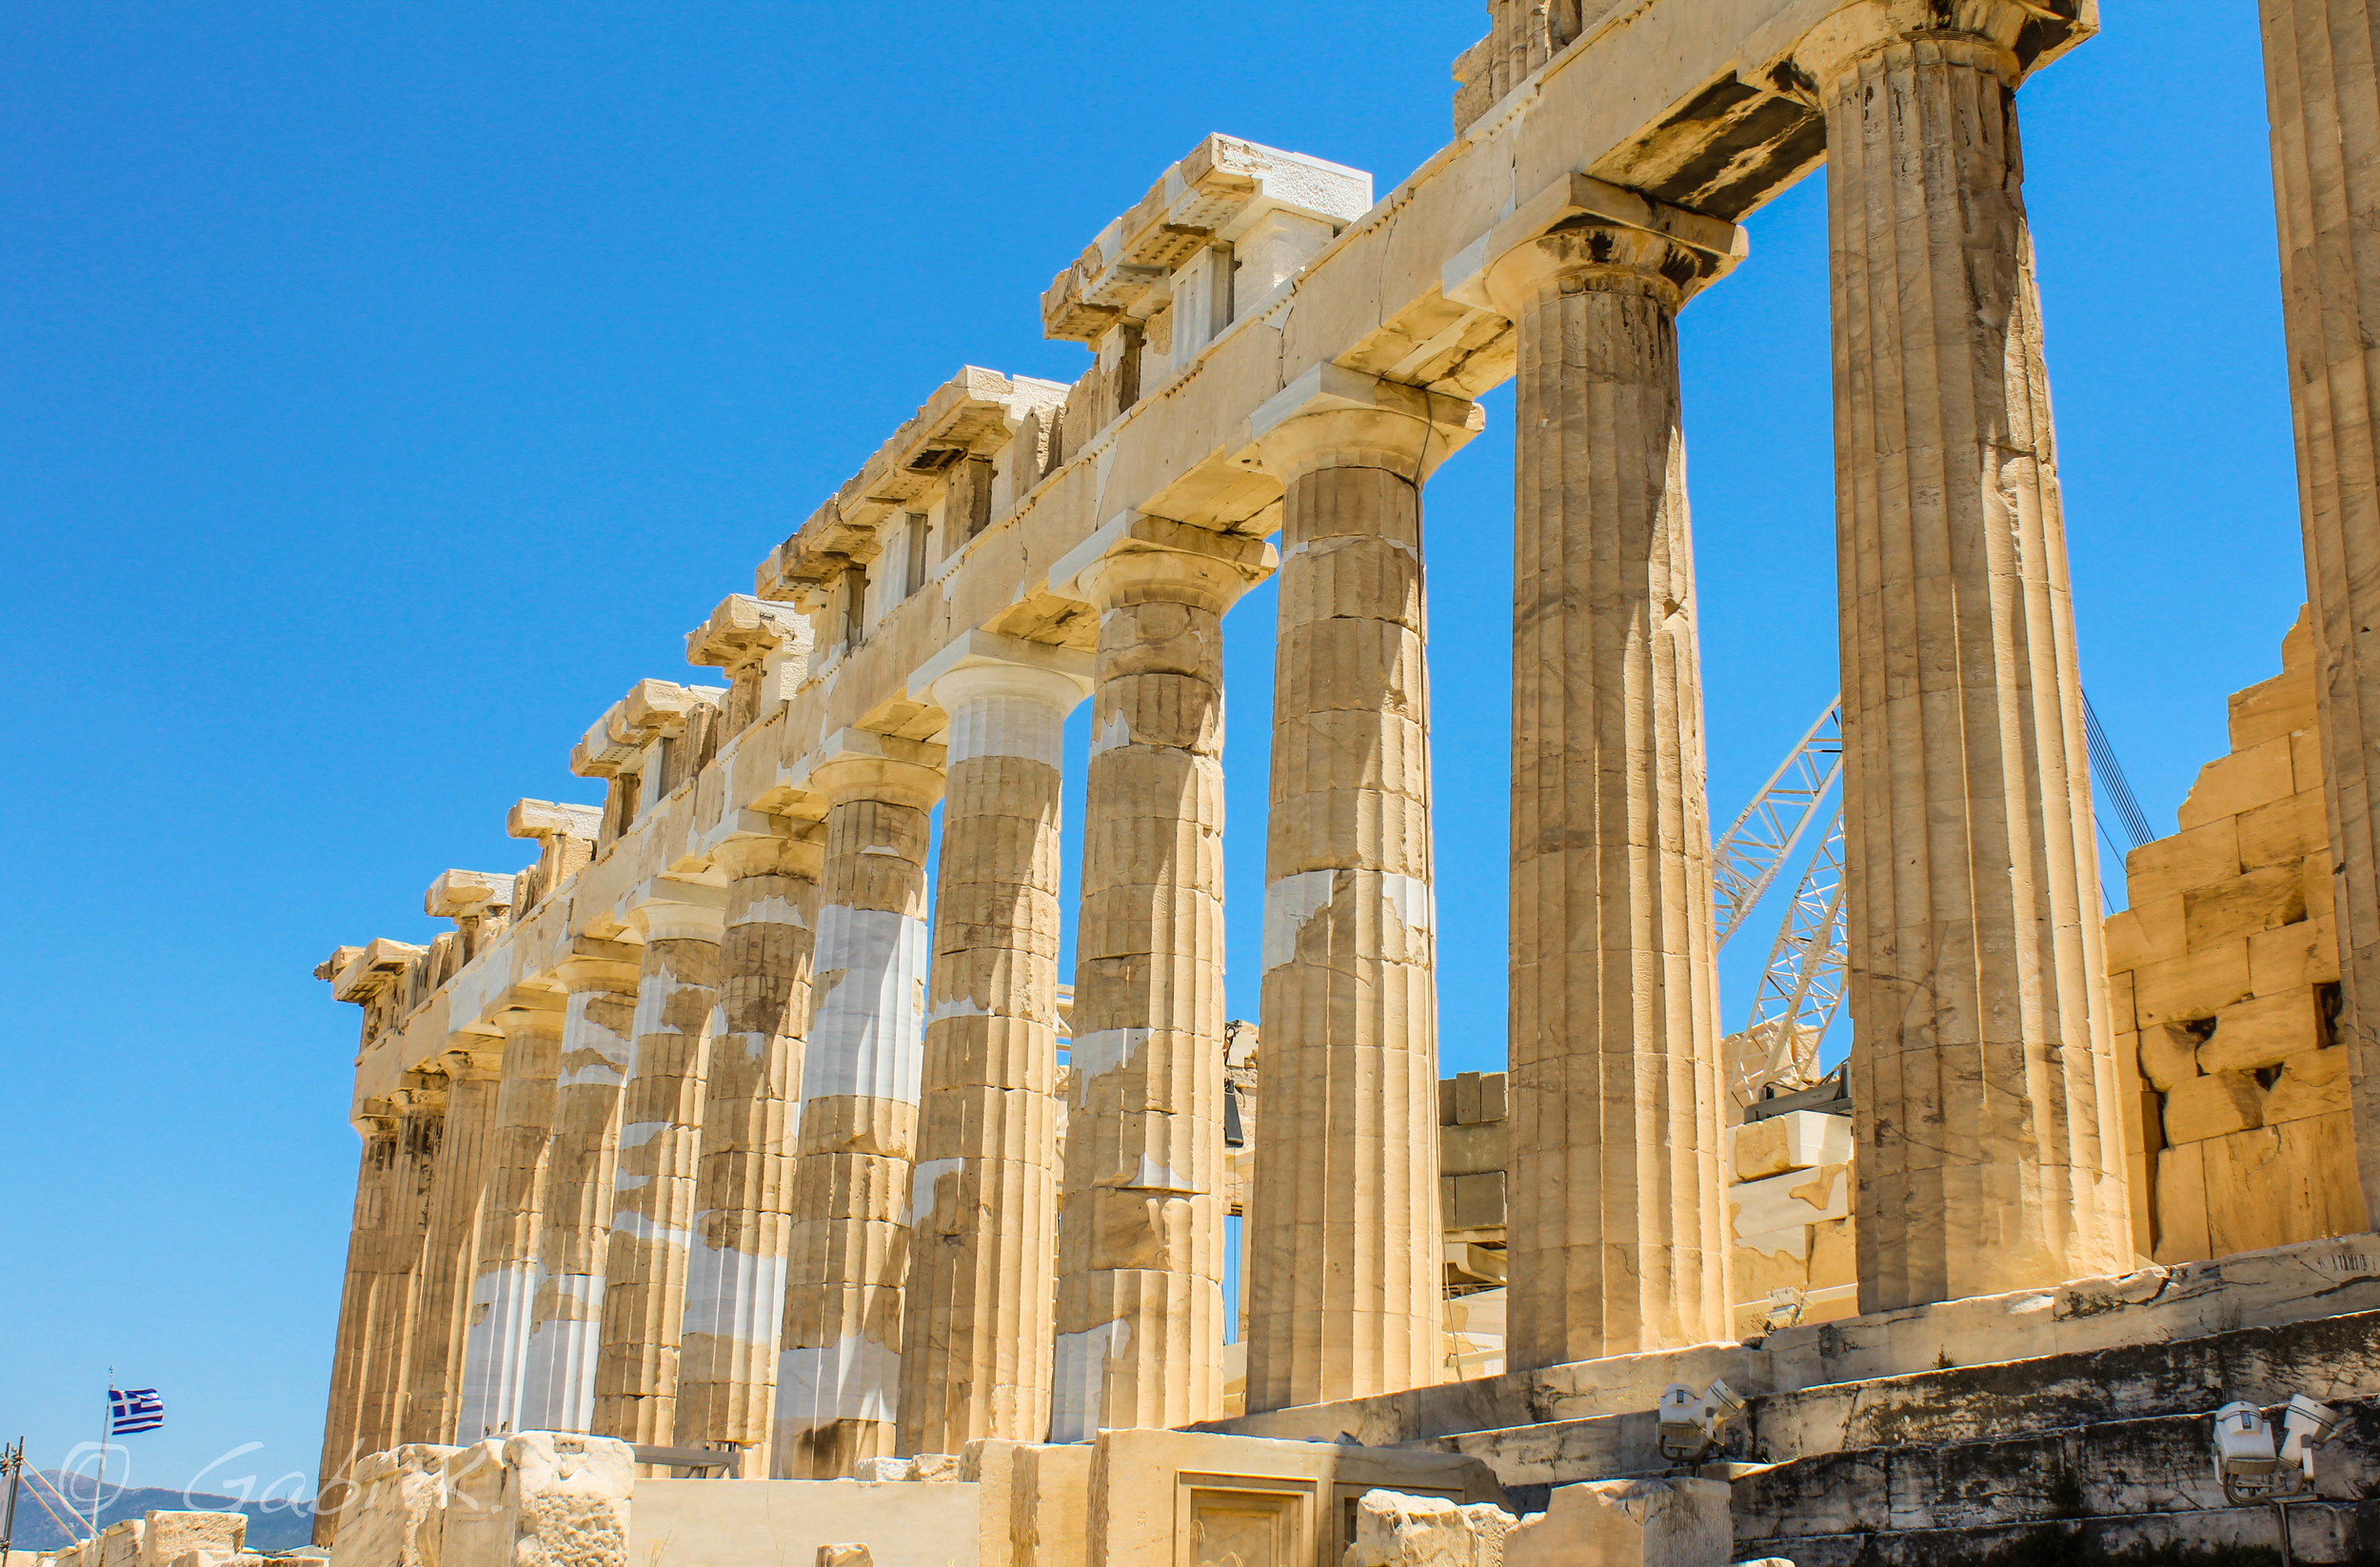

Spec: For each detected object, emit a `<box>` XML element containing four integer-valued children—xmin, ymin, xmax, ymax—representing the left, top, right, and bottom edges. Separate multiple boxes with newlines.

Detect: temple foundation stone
<box><xmin>1050</xmin><ymin>516</ymin><xmax>1271</xmax><ymax>1440</ymax></box>
<box><xmin>2258</xmin><ymin>0</ymin><xmax>2380</xmax><ymax>1217</ymax></box>
<box><xmin>1242</xmin><ymin>365</ymin><xmax>1479</xmax><ymax>1413</ymax></box>
<box><xmin>898</xmin><ymin>635</ymin><xmax>1092</xmax><ymax>1454</ymax></box>
<box><xmin>1799</xmin><ymin>0</ymin><xmax>2132</xmax><ymax>1310</ymax></box>
<box><xmin>773</xmin><ymin>731</ymin><xmax>942</xmax><ymax>1476</ymax></box>
<box><xmin>1479</xmin><ymin>178</ymin><xmax>1743</xmax><ymax>1368</ymax></box>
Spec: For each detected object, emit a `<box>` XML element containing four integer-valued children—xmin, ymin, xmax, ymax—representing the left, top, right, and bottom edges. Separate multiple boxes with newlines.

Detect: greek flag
<box><xmin>109</xmin><ymin>1388</ymin><xmax>164</xmax><ymax>1435</ymax></box>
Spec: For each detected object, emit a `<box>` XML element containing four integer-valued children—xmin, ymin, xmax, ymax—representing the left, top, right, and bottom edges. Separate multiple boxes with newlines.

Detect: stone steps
<box><xmin>1738</xmin><ymin>1499</ymin><xmax>2380</xmax><ymax>1567</ymax></box>
<box><xmin>1732</xmin><ymin>1396</ymin><xmax>2380</xmax><ymax>1542</ymax></box>
<box><xmin>1418</xmin><ymin>1303</ymin><xmax>2380</xmax><ymax>1493</ymax></box>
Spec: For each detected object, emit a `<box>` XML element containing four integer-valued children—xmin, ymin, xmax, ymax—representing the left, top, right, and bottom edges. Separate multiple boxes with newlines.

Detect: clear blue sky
<box><xmin>0</xmin><ymin>1</ymin><xmax>2304</xmax><ymax>1500</ymax></box>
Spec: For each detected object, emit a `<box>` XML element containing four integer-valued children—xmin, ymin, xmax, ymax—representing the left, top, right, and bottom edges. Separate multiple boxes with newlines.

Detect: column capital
<box><xmin>710</xmin><ymin>818</ymin><xmax>825</xmax><ymax>883</ymax></box>
<box><xmin>1049</xmin><ymin>512</ymin><xmax>1276</xmax><ymax>616</ymax></box>
<box><xmin>1452</xmin><ymin>171</ymin><xmax>1747</xmax><ymax>318</ymax></box>
<box><xmin>628</xmin><ymin>876</ymin><xmax>729</xmax><ymax>944</ymax></box>
<box><xmin>806</xmin><ymin>727</ymin><xmax>945</xmax><ymax>811</ymax></box>
<box><xmin>553</xmin><ymin>935</ymin><xmax>643</xmax><ymax>996</ymax></box>
<box><xmin>1791</xmin><ymin>0</ymin><xmax>2067</xmax><ymax>90</ymax></box>
<box><xmin>1247</xmin><ymin>364</ymin><xmax>1482</xmax><ymax>486</ymax></box>
<box><xmin>488</xmin><ymin>984</ymin><xmax>567</xmax><ymax>1028</ymax></box>
<box><xmin>912</xmin><ymin>630</ymin><xmax>1095</xmax><ymax>717</ymax></box>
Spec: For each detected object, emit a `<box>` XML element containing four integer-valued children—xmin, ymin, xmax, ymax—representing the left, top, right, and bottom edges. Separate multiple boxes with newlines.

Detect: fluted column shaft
<box><xmin>595</xmin><ymin>887</ymin><xmax>726</xmax><ymax>1447</ymax></box>
<box><xmin>2259</xmin><ymin>0</ymin><xmax>2380</xmax><ymax>1214</ymax></box>
<box><xmin>1053</xmin><ymin>528</ymin><xmax>1262</xmax><ymax>1440</ymax></box>
<box><xmin>1242</xmin><ymin>372</ymin><xmax>1477</xmax><ymax>1414</ymax></box>
<box><xmin>313</xmin><ymin>1114</ymin><xmax>430</xmax><ymax>1544</ymax></box>
<box><xmin>520</xmin><ymin>939</ymin><xmax>642</xmax><ymax>1431</ymax></box>
<box><xmin>404</xmin><ymin>1059</ymin><xmax>502</xmax><ymax>1442</ymax></box>
<box><xmin>1808</xmin><ymin>2</ymin><xmax>2131</xmax><ymax>1310</ymax></box>
<box><xmin>774</xmin><ymin>738</ymin><xmax>941</xmax><ymax>1477</ymax></box>
<box><xmin>352</xmin><ymin>1101</ymin><xmax>442</xmax><ymax>1461</ymax></box>
<box><xmin>900</xmin><ymin>655</ymin><xmax>1085</xmax><ymax>1454</ymax></box>
<box><xmin>1484</xmin><ymin>213</ymin><xmax>1735</xmax><ymax>1368</ymax></box>
<box><xmin>677</xmin><ymin>831</ymin><xmax>822</xmax><ymax>1474</ymax></box>
<box><xmin>454</xmin><ymin>1000</ymin><xmax>565</xmax><ymax>1442</ymax></box>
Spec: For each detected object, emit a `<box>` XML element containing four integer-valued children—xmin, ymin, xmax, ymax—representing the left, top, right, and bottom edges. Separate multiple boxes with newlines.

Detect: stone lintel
<box><xmin>508</xmin><ymin>798</ymin><xmax>604</xmax><ymax>843</ymax></box>
<box><xmin>425</xmin><ymin>869</ymin><xmax>518</xmax><ymax>921</ymax></box>
<box><xmin>1046</xmin><ymin>512</ymin><xmax>1276</xmax><ymax>604</ymax></box>
<box><xmin>1041</xmin><ymin>133</ymin><xmax>1375</xmax><ymax>344</ymax></box>
<box><xmin>1444</xmin><ymin>170</ymin><xmax>1749</xmax><ymax>313</ymax></box>
<box><xmin>908</xmin><ymin>629</ymin><xmax>1097</xmax><ymax>709</ymax></box>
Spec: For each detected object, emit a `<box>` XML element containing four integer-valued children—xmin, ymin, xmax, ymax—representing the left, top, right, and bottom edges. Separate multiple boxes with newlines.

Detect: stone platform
<box><xmin>286</xmin><ymin>1232</ymin><xmax>2380</xmax><ymax>1567</ymax></box>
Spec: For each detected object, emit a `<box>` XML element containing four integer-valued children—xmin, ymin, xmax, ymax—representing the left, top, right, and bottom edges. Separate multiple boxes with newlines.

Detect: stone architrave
<box><xmin>1796</xmin><ymin>0</ymin><xmax>2132</xmax><ymax>1309</ymax></box>
<box><xmin>773</xmin><ymin>732</ymin><xmax>942</xmax><ymax>1477</ymax></box>
<box><xmin>404</xmin><ymin>1043</ymin><xmax>502</xmax><ymax>1444</ymax></box>
<box><xmin>1047</xmin><ymin>517</ymin><xmax>1271</xmax><ymax>1441</ymax></box>
<box><xmin>1241</xmin><ymin>365</ymin><xmax>1478</xmax><ymax>1414</ymax></box>
<box><xmin>595</xmin><ymin>881</ymin><xmax>728</xmax><ymax>1449</ymax></box>
<box><xmin>898</xmin><ymin>635</ymin><xmax>1093</xmax><ymax>1455</ymax></box>
<box><xmin>675</xmin><ymin>824</ymin><xmax>823</xmax><ymax>1474</ymax></box>
<box><xmin>454</xmin><ymin>993</ymin><xmax>566</xmax><ymax>1444</ymax></box>
<box><xmin>519</xmin><ymin>938</ymin><xmax>642</xmax><ymax>1433</ymax></box>
<box><xmin>2258</xmin><ymin>0</ymin><xmax>2380</xmax><ymax>1217</ymax></box>
<box><xmin>1477</xmin><ymin>177</ymin><xmax>1744</xmax><ymax>1367</ymax></box>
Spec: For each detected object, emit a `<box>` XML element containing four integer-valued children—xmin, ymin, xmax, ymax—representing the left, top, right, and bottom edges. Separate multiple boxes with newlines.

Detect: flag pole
<box><xmin>91</xmin><ymin>1368</ymin><xmax>113</xmax><ymax>1543</ymax></box>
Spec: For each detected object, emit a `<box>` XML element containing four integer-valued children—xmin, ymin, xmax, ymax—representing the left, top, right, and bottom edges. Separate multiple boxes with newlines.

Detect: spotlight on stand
<box><xmin>1656</xmin><ymin>1379</ymin><xmax>1745</xmax><ymax>1466</ymax></box>
<box><xmin>2211</xmin><ymin>1395</ymin><xmax>2343</xmax><ymax>1505</ymax></box>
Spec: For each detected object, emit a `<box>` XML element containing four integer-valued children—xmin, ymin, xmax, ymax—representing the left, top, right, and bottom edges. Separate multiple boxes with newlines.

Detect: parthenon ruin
<box><xmin>297</xmin><ymin>1</ymin><xmax>2380</xmax><ymax>1561</ymax></box>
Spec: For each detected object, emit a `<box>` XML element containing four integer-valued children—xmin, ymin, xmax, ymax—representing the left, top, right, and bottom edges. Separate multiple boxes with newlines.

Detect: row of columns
<box><xmin>326</xmin><ymin>0</ymin><xmax>2380</xmax><ymax>1509</ymax></box>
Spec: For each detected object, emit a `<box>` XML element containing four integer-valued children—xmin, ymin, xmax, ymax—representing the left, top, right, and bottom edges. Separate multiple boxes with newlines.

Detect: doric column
<box><xmin>403</xmin><ymin>1044</ymin><xmax>500</xmax><ymax>1443</ymax></box>
<box><xmin>1240</xmin><ymin>365</ymin><xmax>1478</xmax><ymax>1414</ymax></box>
<box><xmin>595</xmin><ymin>882</ymin><xmax>728</xmax><ymax>1448</ymax></box>
<box><xmin>354</xmin><ymin>1091</ymin><xmax>443</xmax><ymax>1460</ymax></box>
<box><xmin>454</xmin><ymin>991</ymin><xmax>565</xmax><ymax>1442</ymax></box>
<box><xmin>2259</xmin><ymin>0</ymin><xmax>2380</xmax><ymax>1217</ymax></box>
<box><xmin>310</xmin><ymin>941</ymin><xmax>424</xmax><ymax>1545</ymax></box>
<box><xmin>675</xmin><ymin>823</ymin><xmax>823</xmax><ymax>1475</ymax></box>
<box><xmin>519</xmin><ymin>936</ymin><xmax>642</xmax><ymax>1432</ymax></box>
<box><xmin>1477</xmin><ymin>177</ymin><xmax>1744</xmax><ymax>1367</ymax></box>
<box><xmin>401</xmin><ymin>870</ymin><xmax>521</xmax><ymax>1444</ymax></box>
<box><xmin>773</xmin><ymin>731</ymin><xmax>942</xmax><ymax>1477</ymax></box>
<box><xmin>1797</xmin><ymin>0</ymin><xmax>2132</xmax><ymax>1309</ymax></box>
<box><xmin>898</xmin><ymin>634</ymin><xmax>1092</xmax><ymax>1455</ymax></box>
<box><xmin>1044</xmin><ymin>515</ymin><xmax>1269</xmax><ymax>1440</ymax></box>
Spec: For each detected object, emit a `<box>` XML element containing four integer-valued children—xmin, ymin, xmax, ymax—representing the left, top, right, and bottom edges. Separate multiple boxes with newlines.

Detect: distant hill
<box><xmin>6</xmin><ymin>1474</ymin><xmax>315</xmax><ymax>1556</ymax></box>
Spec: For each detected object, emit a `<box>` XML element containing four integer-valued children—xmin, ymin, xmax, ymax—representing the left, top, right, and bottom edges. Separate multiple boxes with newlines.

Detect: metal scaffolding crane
<box><xmin>1711</xmin><ymin>700</ymin><xmax>1842</xmax><ymax>951</ymax></box>
<box><xmin>1715</xmin><ymin>688</ymin><xmax>2158</xmax><ymax>1106</ymax></box>
<box><xmin>1715</xmin><ymin>697</ymin><xmax>1848</xmax><ymax>1108</ymax></box>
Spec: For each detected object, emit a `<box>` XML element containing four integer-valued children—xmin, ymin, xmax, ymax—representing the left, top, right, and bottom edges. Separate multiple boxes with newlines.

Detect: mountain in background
<box><xmin>8</xmin><ymin>1473</ymin><xmax>316</xmax><ymax>1556</ymax></box>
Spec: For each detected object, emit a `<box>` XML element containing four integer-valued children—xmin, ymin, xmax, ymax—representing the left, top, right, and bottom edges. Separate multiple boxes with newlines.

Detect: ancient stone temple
<box><xmin>292</xmin><ymin>2</ymin><xmax>2380</xmax><ymax>1563</ymax></box>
